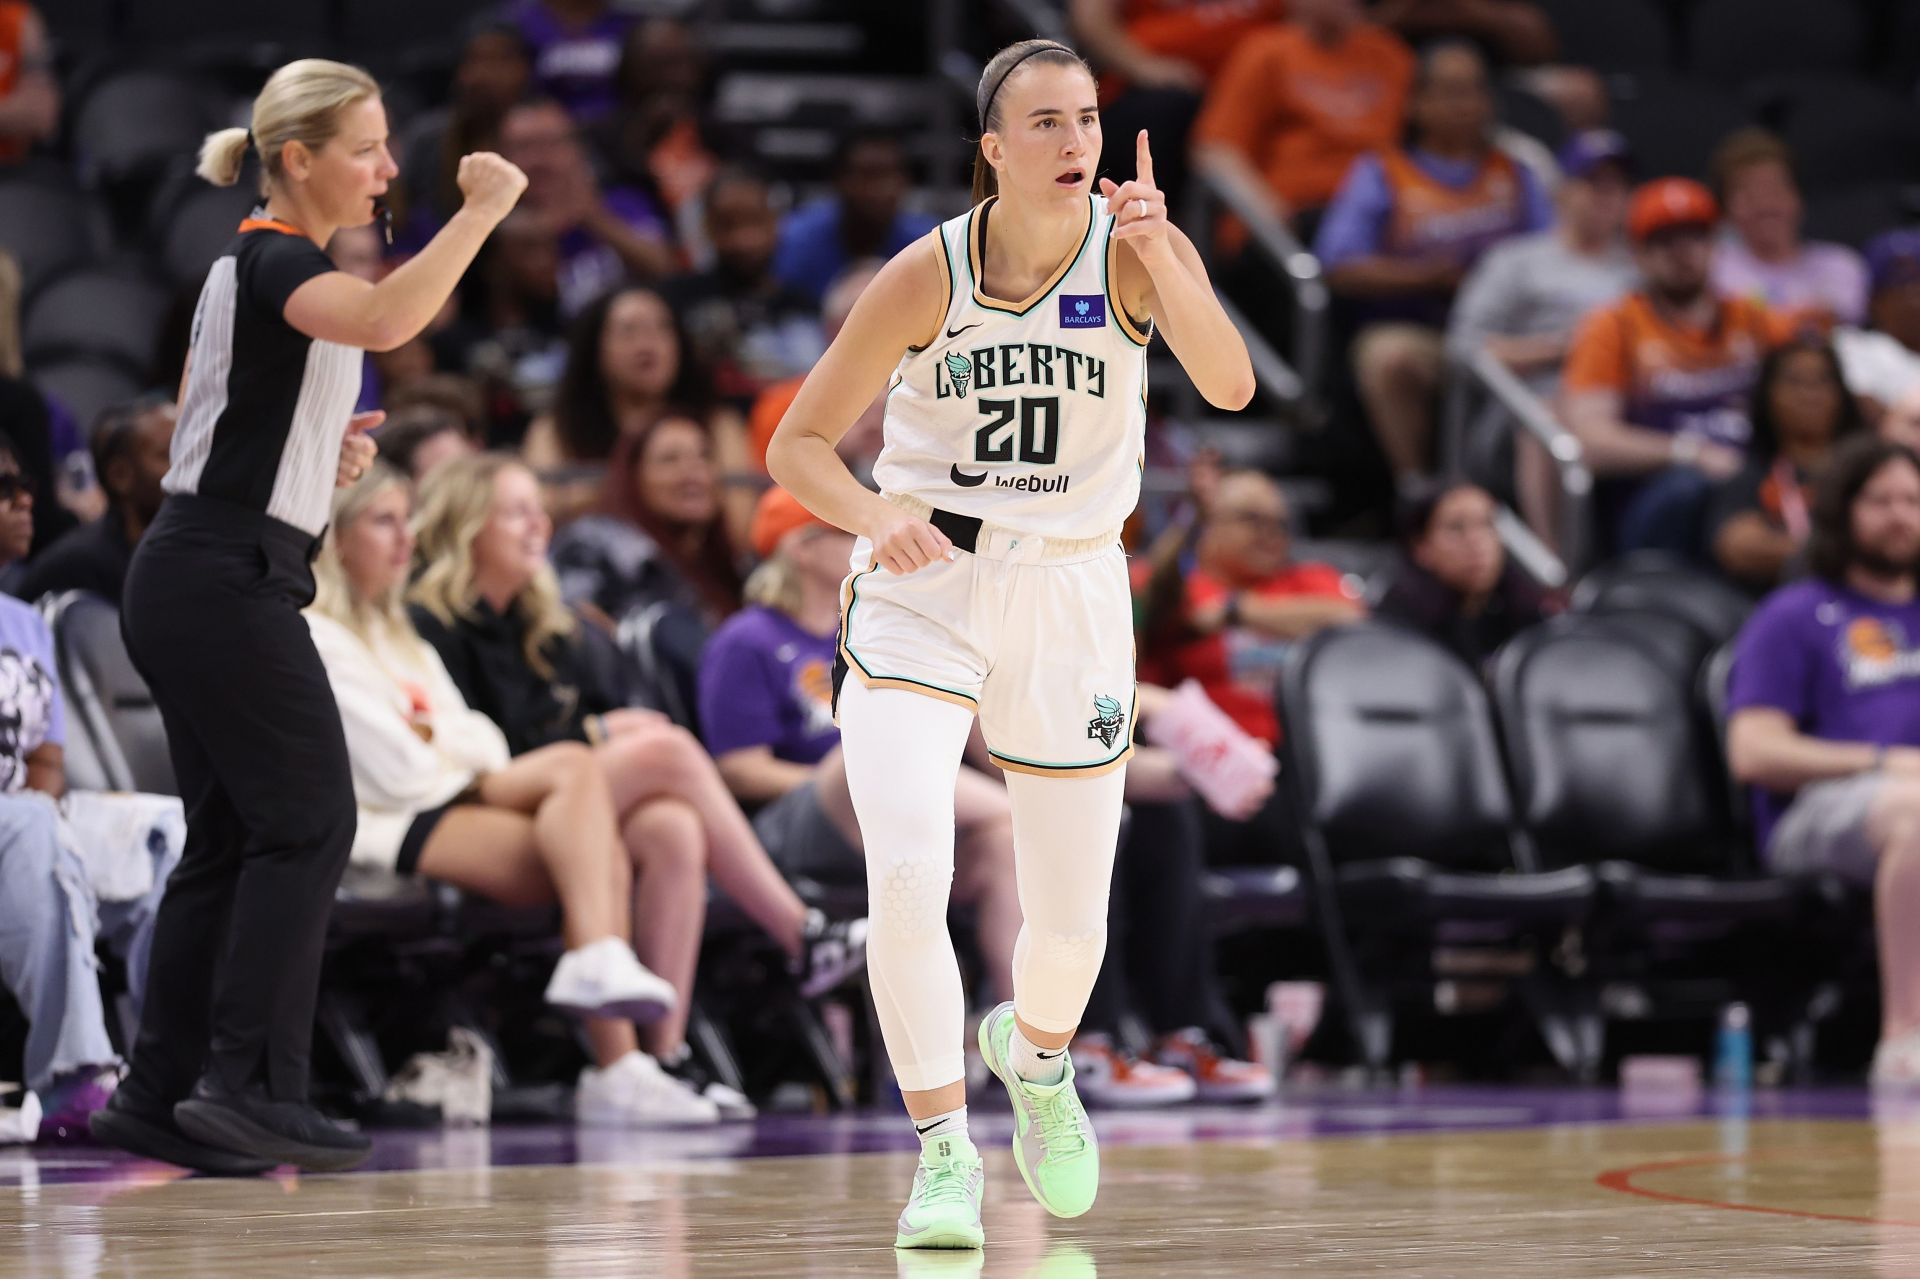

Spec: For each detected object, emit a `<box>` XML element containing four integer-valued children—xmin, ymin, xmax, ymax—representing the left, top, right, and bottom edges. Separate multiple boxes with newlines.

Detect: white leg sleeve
<box><xmin>1005</xmin><ymin>767</ymin><xmax>1126</xmax><ymax>1036</ymax></box>
<box><xmin>837</xmin><ymin>677</ymin><xmax>976</xmax><ymax>1092</ymax></box>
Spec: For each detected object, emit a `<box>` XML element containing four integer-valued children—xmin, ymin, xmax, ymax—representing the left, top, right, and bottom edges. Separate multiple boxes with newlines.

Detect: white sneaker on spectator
<box><xmin>1871</xmin><ymin>1029</ymin><xmax>1920</xmax><ymax>1089</ymax></box>
<box><xmin>545</xmin><ymin>938</ymin><xmax>676</xmax><ymax>1023</ymax></box>
<box><xmin>576</xmin><ymin>1052</ymin><xmax>719</xmax><ymax>1126</ymax></box>
<box><xmin>1073</xmin><ymin>1034</ymin><xmax>1196</xmax><ymax>1107</ymax></box>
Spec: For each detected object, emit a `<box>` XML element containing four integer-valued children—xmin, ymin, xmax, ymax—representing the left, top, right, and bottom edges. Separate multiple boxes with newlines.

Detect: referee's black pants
<box><xmin>117</xmin><ymin>494</ymin><xmax>357</xmax><ymax>1107</ymax></box>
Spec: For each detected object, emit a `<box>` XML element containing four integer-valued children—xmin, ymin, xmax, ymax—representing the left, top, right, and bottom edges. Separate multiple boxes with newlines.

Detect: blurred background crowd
<box><xmin>3</xmin><ymin>0</ymin><xmax>1919</xmax><ymax>1141</ymax></box>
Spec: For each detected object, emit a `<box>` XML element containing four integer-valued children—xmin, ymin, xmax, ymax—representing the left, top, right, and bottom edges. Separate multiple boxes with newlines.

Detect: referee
<box><xmin>89</xmin><ymin>59</ymin><xmax>525</xmax><ymax>1174</ymax></box>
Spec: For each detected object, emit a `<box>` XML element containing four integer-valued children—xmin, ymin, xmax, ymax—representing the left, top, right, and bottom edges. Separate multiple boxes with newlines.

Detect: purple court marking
<box><xmin>0</xmin><ymin>1086</ymin><xmax>1880</xmax><ymax>1188</ymax></box>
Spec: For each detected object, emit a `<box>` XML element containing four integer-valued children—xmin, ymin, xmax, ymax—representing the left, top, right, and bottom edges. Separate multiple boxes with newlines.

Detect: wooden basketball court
<box><xmin>1</xmin><ymin>1090</ymin><xmax>1914</xmax><ymax>1276</ymax></box>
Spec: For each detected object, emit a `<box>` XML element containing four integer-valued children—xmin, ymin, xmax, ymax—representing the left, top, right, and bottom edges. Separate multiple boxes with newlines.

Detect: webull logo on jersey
<box><xmin>934</xmin><ymin>343</ymin><xmax>1107</xmax><ymax>400</ymax></box>
<box><xmin>1060</xmin><ymin>294</ymin><xmax>1107</xmax><ymax>329</ymax></box>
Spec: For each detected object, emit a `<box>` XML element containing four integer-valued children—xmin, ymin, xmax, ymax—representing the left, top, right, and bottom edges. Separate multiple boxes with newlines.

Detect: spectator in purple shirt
<box><xmin>1710</xmin><ymin>129</ymin><xmax>1867</xmax><ymax>330</ymax></box>
<box><xmin>1726</xmin><ymin>435</ymin><xmax>1920</xmax><ymax>1088</ymax></box>
<box><xmin>698</xmin><ymin>488</ymin><xmax>1022</xmax><ymax>1008</ymax></box>
<box><xmin>499</xmin><ymin>100</ymin><xmax>676</xmax><ymax>314</ymax></box>
<box><xmin>508</xmin><ymin>0</ymin><xmax>635</xmax><ymax>123</ymax></box>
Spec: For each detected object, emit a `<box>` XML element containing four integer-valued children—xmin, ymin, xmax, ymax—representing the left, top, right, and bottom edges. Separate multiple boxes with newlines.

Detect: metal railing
<box><xmin>1185</xmin><ymin>160</ymin><xmax>1327</xmax><ymax>419</ymax></box>
<box><xmin>1441</xmin><ymin>346</ymin><xmax>1593</xmax><ymax>586</ymax></box>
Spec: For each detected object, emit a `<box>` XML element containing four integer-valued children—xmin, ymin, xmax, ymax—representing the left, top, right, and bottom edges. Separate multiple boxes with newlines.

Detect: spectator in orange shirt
<box><xmin>1138</xmin><ymin>470</ymin><xmax>1364</xmax><ymax>746</ymax></box>
<box><xmin>1192</xmin><ymin>0</ymin><xmax>1414</xmax><ymax>235</ymax></box>
<box><xmin>1072</xmin><ymin>0</ymin><xmax>1290</xmax><ymax>210</ymax></box>
<box><xmin>1562</xmin><ymin>179</ymin><xmax>1792</xmax><ymax>557</ymax></box>
<box><xmin>1314</xmin><ymin>41</ymin><xmax>1551</xmax><ymax>484</ymax></box>
<box><xmin>0</xmin><ymin>3</ymin><xmax>56</xmax><ymax>165</ymax></box>
<box><xmin>745</xmin><ymin>260</ymin><xmax>885</xmax><ymax>477</ymax></box>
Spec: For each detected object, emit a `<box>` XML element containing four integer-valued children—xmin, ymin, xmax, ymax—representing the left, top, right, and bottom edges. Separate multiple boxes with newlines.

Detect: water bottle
<box><xmin>1714</xmin><ymin>1001</ymin><xmax>1753</xmax><ymax>1091</ymax></box>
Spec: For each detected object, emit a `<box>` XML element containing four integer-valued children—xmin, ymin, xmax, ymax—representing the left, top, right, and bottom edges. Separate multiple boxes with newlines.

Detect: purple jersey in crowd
<box><xmin>510</xmin><ymin>0</ymin><xmax>635</xmax><ymax>122</ymax></box>
<box><xmin>1728</xmin><ymin>578</ymin><xmax>1920</xmax><ymax>854</ymax></box>
<box><xmin>697</xmin><ymin>606</ymin><xmax>841</xmax><ymax>766</ymax></box>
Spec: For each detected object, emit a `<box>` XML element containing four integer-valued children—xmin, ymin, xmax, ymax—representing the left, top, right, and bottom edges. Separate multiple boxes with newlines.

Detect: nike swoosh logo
<box><xmin>915</xmin><ymin>1121</ymin><xmax>941</xmax><ymax>1135</ymax></box>
<box><xmin>946</xmin><ymin>322</ymin><xmax>981</xmax><ymax>339</ymax></box>
<box><xmin>950</xmin><ymin>465</ymin><xmax>988</xmax><ymax>487</ymax></box>
<box><xmin>1035</xmin><ymin>1050</ymin><xmax>1064</xmax><ymax>1060</ymax></box>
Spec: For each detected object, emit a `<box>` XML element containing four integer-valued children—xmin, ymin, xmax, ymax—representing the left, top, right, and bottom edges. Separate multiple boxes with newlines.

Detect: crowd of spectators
<box><xmin>6</xmin><ymin>0</ymin><xmax>1920</xmax><ymax>1136</ymax></box>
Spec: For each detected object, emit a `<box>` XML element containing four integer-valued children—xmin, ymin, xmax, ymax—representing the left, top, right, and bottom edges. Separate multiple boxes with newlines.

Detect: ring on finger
<box><xmin>1134</xmin><ymin>198</ymin><xmax>1147</xmax><ymax>219</ymax></box>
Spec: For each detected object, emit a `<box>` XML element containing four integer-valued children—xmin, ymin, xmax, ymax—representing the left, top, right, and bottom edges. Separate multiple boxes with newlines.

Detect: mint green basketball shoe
<box><xmin>894</xmin><ymin>1132</ymin><xmax>986</xmax><ymax>1250</ymax></box>
<box><xmin>976</xmin><ymin>1001</ymin><xmax>1100</xmax><ymax>1218</ymax></box>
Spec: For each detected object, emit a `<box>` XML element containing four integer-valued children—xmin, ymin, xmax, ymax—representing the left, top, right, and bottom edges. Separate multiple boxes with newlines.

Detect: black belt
<box><xmin>928</xmin><ymin>507</ymin><xmax>983</xmax><ymax>554</ymax></box>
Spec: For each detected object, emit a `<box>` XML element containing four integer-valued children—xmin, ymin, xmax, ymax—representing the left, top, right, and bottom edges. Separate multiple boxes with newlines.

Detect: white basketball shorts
<box><xmin>833</xmin><ymin>500</ymin><xmax>1137</xmax><ymax>778</ymax></box>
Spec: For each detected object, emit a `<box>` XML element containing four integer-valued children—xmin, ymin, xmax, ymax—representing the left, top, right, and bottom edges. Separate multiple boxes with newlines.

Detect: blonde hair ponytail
<box><xmin>195</xmin><ymin>127</ymin><xmax>253</xmax><ymax>187</ymax></box>
<box><xmin>198</xmin><ymin>58</ymin><xmax>381</xmax><ymax>194</ymax></box>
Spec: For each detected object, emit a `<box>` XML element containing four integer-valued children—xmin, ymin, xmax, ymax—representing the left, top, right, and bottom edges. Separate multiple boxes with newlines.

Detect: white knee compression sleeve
<box><xmin>837</xmin><ymin>677</ymin><xmax>976</xmax><ymax>1091</ymax></box>
<box><xmin>1005</xmin><ymin>767</ymin><xmax>1126</xmax><ymax>1036</ymax></box>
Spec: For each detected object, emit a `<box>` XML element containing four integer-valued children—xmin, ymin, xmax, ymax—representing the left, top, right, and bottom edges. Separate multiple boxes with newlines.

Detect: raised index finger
<box><xmin>1136</xmin><ymin>130</ymin><xmax>1154</xmax><ymax>189</ymax></box>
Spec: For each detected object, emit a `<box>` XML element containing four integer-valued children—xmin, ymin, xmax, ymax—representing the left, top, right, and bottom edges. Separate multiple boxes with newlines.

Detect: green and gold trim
<box><xmin>965</xmin><ymin>195</ymin><xmax>1096</xmax><ymax>316</ymax></box>
<box><xmin>985</xmin><ymin>686</ymin><xmax>1138</xmax><ymax>778</ymax></box>
<box><xmin>837</xmin><ymin>565</ymin><xmax>980</xmax><ymax>712</ymax></box>
<box><xmin>907</xmin><ymin>227</ymin><xmax>955</xmax><ymax>353</ymax></box>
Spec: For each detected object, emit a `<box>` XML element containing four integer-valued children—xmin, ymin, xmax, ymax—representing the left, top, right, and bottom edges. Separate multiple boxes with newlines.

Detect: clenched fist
<box><xmin>457</xmin><ymin>152</ymin><xmax>529</xmax><ymax>224</ymax></box>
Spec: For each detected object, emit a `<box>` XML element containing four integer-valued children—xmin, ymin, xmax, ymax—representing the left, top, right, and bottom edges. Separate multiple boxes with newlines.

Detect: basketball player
<box><xmin>767</xmin><ymin>39</ymin><xmax>1253</xmax><ymax>1250</ymax></box>
<box><xmin>89</xmin><ymin>59</ymin><xmax>525</xmax><ymax>1174</ymax></box>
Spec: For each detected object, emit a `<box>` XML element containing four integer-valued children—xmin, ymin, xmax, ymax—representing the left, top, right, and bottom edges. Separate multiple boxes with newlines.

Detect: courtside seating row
<box><xmin>43</xmin><ymin>590</ymin><xmax>861</xmax><ymax>1107</ymax></box>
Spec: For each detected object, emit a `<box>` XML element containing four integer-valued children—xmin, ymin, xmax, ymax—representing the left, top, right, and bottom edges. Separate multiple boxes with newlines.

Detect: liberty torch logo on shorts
<box><xmin>1060</xmin><ymin>294</ymin><xmax>1107</xmax><ymax>329</ymax></box>
<box><xmin>1087</xmin><ymin>694</ymin><xmax>1126</xmax><ymax>749</ymax></box>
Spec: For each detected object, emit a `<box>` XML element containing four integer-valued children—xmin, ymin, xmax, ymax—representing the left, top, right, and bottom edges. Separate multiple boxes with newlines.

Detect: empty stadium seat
<box><xmin>1571</xmin><ymin>551</ymin><xmax>1754</xmax><ymax>650</ymax></box>
<box><xmin>156</xmin><ymin>181</ymin><xmax>257</xmax><ymax>288</ymax></box>
<box><xmin>1803</xmin><ymin>182</ymin><xmax>1916</xmax><ymax>252</ymax></box>
<box><xmin>120</xmin><ymin>0</ymin><xmax>332</xmax><ymax>49</ymax></box>
<box><xmin>1536</xmin><ymin>0</ymin><xmax>1675</xmax><ymax>72</ymax></box>
<box><xmin>70</xmin><ymin>69</ymin><xmax>223</xmax><ymax>193</ymax></box>
<box><xmin>0</xmin><ymin>172</ymin><xmax>108</xmax><ymax>298</ymax></box>
<box><xmin>1769</xmin><ymin>76</ymin><xmax>1920</xmax><ymax>189</ymax></box>
<box><xmin>1278</xmin><ymin>623</ymin><xmax>1596</xmax><ymax>1074</ymax></box>
<box><xmin>1608</xmin><ymin>74</ymin><xmax>1749</xmax><ymax>183</ymax></box>
<box><xmin>24</xmin><ymin>266</ymin><xmax>171</xmax><ymax>376</ymax></box>
<box><xmin>1687</xmin><ymin>0</ymin><xmax>1869</xmax><ymax>83</ymax></box>
<box><xmin>1494</xmin><ymin>619</ymin><xmax>1818</xmax><ymax>1076</ymax></box>
<box><xmin>30</xmin><ymin>359</ymin><xmax>144</xmax><ymax>442</ymax></box>
<box><xmin>338</xmin><ymin>0</ymin><xmax>496</xmax><ymax>57</ymax></box>
<box><xmin>45</xmin><ymin>591</ymin><xmax>176</xmax><ymax>795</ymax></box>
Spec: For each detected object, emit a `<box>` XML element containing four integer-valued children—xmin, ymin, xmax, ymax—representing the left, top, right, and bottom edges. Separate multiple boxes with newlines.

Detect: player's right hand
<box><xmin>457</xmin><ymin>152</ymin><xmax>529</xmax><ymax>223</ymax></box>
<box><xmin>870</xmin><ymin>513</ymin><xmax>953</xmax><ymax>575</ymax></box>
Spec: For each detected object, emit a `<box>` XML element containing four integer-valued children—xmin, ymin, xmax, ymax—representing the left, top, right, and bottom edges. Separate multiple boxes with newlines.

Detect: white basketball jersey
<box><xmin>872</xmin><ymin>194</ymin><xmax>1151</xmax><ymax>540</ymax></box>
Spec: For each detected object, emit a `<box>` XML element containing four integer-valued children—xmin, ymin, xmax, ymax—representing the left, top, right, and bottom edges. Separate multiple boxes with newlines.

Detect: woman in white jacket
<box><xmin>306</xmin><ymin>463</ymin><xmax>723</xmax><ymax>1125</ymax></box>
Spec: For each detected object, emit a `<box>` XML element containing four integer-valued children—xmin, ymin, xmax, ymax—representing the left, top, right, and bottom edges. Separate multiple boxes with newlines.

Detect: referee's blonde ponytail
<box><xmin>196</xmin><ymin>58</ymin><xmax>381</xmax><ymax>193</ymax></box>
<box><xmin>196</xmin><ymin>128</ymin><xmax>252</xmax><ymax>187</ymax></box>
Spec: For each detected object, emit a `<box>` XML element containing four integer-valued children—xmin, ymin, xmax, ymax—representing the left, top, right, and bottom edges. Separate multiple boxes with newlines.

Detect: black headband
<box><xmin>979</xmin><ymin>42</ymin><xmax>1070</xmax><ymax>131</ymax></box>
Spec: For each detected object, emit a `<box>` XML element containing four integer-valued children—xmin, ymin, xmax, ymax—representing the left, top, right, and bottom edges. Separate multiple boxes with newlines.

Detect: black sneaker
<box><xmin>659</xmin><ymin>1048</ymin><xmax>757</xmax><ymax>1120</ymax></box>
<box><xmin>90</xmin><ymin>1094</ymin><xmax>277</xmax><ymax>1177</ymax></box>
<box><xmin>173</xmin><ymin>1077</ymin><xmax>372</xmax><ymax>1173</ymax></box>
<box><xmin>792</xmin><ymin>909</ymin><xmax>869</xmax><ymax>998</ymax></box>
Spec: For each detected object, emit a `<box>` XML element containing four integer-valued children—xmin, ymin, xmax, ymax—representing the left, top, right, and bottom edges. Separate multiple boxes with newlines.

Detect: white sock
<box><xmin>914</xmin><ymin>1105</ymin><xmax>968</xmax><ymax>1150</ymax></box>
<box><xmin>1010</xmin><ymin>1024</ymin><xmax>1068</xmax><ymax>1085</ymax></box>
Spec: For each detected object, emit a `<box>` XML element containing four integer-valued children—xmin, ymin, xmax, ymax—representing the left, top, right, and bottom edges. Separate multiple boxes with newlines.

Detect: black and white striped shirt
<box><xmin>165</xmin><ymin>215</ymin><xmax>360</xmax><ymax>537</ymax></box>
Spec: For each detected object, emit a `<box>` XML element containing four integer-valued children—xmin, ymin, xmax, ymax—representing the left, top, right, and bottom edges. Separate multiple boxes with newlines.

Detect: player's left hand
<box><xmin>1099</xmin><ymin>131</ymin><xmax>1169</xmax><ymax>258</ymax></box>
<box><xmin>337</xmin><ymin>411</ymin><xmax>382</xmax><ymax>487</ymax></box>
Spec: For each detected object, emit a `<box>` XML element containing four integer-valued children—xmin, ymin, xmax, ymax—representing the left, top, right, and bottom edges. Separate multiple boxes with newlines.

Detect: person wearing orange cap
<box><xmin>1561</xmin><ymin>176</ymin><xmax>1795</xmax><ymax>555</ymax></box>
<box><xmin>697</xmin><ymin>486</ymin><xmax>1026</xmax><ymax>1050</ymax></box>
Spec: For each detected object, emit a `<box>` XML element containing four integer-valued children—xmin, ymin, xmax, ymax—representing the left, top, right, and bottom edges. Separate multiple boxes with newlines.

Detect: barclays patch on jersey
<box><xmin>1059</xmin><ymin>294</ymin><xmax>1107</xmax><ymax>329</ymax></box>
